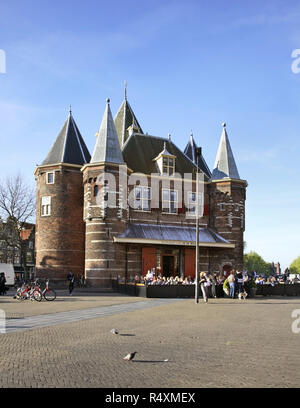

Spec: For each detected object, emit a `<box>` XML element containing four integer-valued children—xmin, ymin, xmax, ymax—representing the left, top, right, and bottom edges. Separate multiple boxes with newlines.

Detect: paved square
<box><xmin>0</xmin><ymin>293</ymin><xmax>300</xmax><ymax>388</ymax></box>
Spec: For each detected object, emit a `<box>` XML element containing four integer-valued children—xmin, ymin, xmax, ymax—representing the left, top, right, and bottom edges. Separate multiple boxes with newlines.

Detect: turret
<box><xmin>82</xmin><ymin>99</ymin><xmax>128</xmax><ymax>288</ymax></box>
<box><xmin>34</xmin><ymin>108</ymin><xmax>90</xmax><ymax>285</ymax></box>
<box><xmin>209</xmin><ymin>123</ymin><xmax>247</xmax><ymax>272</ymax></box>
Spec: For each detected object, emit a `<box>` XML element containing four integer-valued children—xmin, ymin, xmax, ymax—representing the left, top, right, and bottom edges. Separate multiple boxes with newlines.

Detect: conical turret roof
<box><xmin>42</xmin><ymin>109</ymin><xmax>91</xmax><ymax>166</ymax></box>
<box><xmin>114</xmin><ymin>93</ymin><xmax>143</xmax><ymax>147</ymax></box>
<box><xmin>184</xmin><ymin>132</ymin><xmax>211</xmax><ymax>178</ymax></box>
<box><xmin>212</xmin><ymin>123</ymin><xmax>240</xmax><ymax>180</ymax></box>
<box><xmin>91</xmin><ymin>99</ymin><xmax>125</xmax><ymax>164</ymax></box>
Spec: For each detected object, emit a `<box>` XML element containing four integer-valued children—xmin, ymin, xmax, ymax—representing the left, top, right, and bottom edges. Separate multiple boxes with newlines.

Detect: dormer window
<box><xmin>162</xmin><ymin>157</ymin><xmax>175</xmax><ymax>176</ymax></box>
<box><xmin>154</xmin><ymin>142</ymin><xmax>176</xmax><ymax>176</ymax></box>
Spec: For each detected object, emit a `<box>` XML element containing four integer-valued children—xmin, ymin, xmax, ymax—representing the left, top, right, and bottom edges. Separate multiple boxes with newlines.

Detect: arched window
<box><xmin>94</xmin><ymin>185</ymin><xmax>98</xmax><ymax>196</ymax></box>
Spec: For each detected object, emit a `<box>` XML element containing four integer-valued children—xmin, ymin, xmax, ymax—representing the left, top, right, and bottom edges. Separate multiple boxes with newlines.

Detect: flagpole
<box><xmin>195</xmin><ymin>148</ymin><xmax>201</xmax><ymax>304</ymax></box>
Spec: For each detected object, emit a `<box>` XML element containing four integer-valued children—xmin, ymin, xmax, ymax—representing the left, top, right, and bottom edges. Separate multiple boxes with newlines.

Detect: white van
<box><xmin>0</xmin><ymin>263</ymin><xmax>15</xmax><ymax>286</ymax></box>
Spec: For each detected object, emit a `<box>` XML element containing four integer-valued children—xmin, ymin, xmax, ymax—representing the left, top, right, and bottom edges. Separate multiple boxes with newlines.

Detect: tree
<box><xmin>0</xmin><ymin>174</ymin><xmax>35</xmax><ymax>280</ymax></box>
<box><xmin>290</xmin><ymin>256</ymin><xmax>300</xmax><ymax>275</ymax></box>
<box><xmin>244</xmin><ymin>251</ymin><xmax>273</xmax><ymax>276</ymax></box>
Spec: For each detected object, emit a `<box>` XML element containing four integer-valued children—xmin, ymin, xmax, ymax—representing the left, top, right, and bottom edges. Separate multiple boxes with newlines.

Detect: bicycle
<box><xmin>41</xmin><ymin>279</ymin><xmax>56</xmax><ymax>301</ymax></box>
<box><xmin>15</xmin><ymin>281</ymin><xmax>42</xmax><ymax>302</ymax></box>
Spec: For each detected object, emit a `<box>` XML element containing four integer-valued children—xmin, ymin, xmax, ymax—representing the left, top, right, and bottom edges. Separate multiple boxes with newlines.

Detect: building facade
<box><xmin>35</xmin><ymin>95</ymin><xmax>247</xmax><ymax>287</ymax></box>
<box><xmin>0</xmin><ymin>222</ymin><xmax>35</xmax><ymax>279</ymax></box>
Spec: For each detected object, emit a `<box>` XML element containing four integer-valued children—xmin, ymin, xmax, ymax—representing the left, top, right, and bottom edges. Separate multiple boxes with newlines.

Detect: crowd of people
<box><xmin>124</xmin><ymin>268</ymin><xmax>295</xmax><ymax>302</ymax></box>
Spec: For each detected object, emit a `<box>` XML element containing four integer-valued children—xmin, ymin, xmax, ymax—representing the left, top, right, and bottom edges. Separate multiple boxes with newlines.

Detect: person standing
<box><xmin>67</xmin><ymin>271</ymin><xmax>75</xmax><ymax>296</ymax></box>
<box><xmin>236</xmin><ymin>270</ymin><xmax>244</xmax><ymax>295</ymax></box>
<box><xmin>209</xmin><ymin>273</ymin><xmax>218</xmax><ymax>298</ymax></box>
<box><xmin>200</xmin><ymin>272</ymin><xmax>209</xmax><ymax>303</ymax></box>
<box><xmin>228</xmin><ymin>271</ymin><xmax>235</xmax><ymax>299</ymax></box>
<box><xmin>0</xmin><ymin>273</ymin><xmax>6</xmax><ymax>295</ymax></box>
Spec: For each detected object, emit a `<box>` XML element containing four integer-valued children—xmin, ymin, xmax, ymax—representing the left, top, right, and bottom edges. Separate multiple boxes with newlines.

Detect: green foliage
<box><xmin>243</xmin><ymin>251</ymin><xmax>273</xmax><ymax>276</ymax></box>
<box><xmin>290</xmin><ymin>256</ymin><xmax>300</xmax><ymax>274</ymax></box>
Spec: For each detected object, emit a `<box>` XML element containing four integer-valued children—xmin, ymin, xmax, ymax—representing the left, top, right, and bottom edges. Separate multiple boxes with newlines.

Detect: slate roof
<box><xmin>42</xmin><ymin>111</ymin><xmax>91</xmax><ymax>166</ymax></box>
<box><xmin>184</xmin><ymin>133</ymin><xmax>212</xmax><ymax>179</ymax></box>
<box><xmin>114</xmin><ymin>98</ymin><xmax>143</xmax><ymax>147</ymax></box>
<box><xmin>212</xmin><ymin>123</ymin><xmax>240</xmax><ymax>180</ymax></box>
<box><xmin>115</xmin><ymin>223</ymin><xmax>233</xmax><ymax>247</ymax></box>
<box><xmin>122</xmin><ymin>133</ymin><xmax>210</xmax><ymax>178</ymax></box>
<box><xmin>91</xmin><ymin>99</ymin><xmax>125</xmax><ymax>165</ymax></box>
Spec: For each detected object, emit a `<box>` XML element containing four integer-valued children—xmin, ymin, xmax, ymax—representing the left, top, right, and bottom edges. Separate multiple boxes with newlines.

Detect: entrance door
<box><xmin>185</xmin><ymin>248</ymin><xmax>195</xmax><ymax>279</ymax></box>
<box><xmin>162</xmin><ymin>255</ymin><xmax>175</xmax><ymax>277</ymax></box>
<box><xmin>142</xmin><ymin>248</ymin><xmax>156</xmax><ymax>276</ymax></box>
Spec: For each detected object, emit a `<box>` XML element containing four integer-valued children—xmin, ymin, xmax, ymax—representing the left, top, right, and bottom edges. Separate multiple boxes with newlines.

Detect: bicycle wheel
<box><xmin>33</xmin><ymin>290</ymin><xmax>42</xmax><ymax>302</ymax></box>
<box><xmin>43</xmin><ymin>289</ymin><xmax>56</xmax><ymax>301</ymax></box>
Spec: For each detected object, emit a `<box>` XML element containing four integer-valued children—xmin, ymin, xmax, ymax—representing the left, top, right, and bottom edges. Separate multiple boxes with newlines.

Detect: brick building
<box><xmin>0</xmin><ymin>222</ymin><xmax>35</xmax><ymax>279</ymax></box>
<box><xmin>34</xmin><ymin>95</ymin><xmax>247</xmax><ymax>287</ymax></box>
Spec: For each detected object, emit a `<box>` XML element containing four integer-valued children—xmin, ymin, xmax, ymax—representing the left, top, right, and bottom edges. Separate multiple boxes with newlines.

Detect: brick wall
<box><xmin>35</xmin><ymin>165</ymin><xmax>85</xmax><ymax>284</ymax></box>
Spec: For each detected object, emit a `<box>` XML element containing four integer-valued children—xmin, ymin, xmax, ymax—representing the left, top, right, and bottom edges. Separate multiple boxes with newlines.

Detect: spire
<box><xmin>91</xmin><ymin>98</ymin><xmax>124</xmax><ymax>164</ymax></box>
<box><xmin>114</xmin><ymin>86</ymin><xmax>143</xmax><ymax>147</ymax></box>
<box><xmin>184</xmin><ymin>131</ymin><xmax>211</xmax><ymax>178</ymax></box>
<box><xmin>124</xmin><ymin>80</ymin><xmax>127</xmax><ymax>101</ymax></box>
<box><xmin>211</xmin><ymin>122</ymin><xmax>240</xmax><ymax>180</ymax></box>
<box><xmin>41</xmin><ymin>108</ymin><xmax>91</xmax><ymax>166</ymax></box>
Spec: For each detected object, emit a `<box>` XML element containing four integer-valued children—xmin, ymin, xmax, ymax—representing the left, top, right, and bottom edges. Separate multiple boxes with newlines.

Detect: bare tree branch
<box><xmin>0</xmin><ymin>174</ymin><xmax>35</xmax><ymax>278</ymax></box>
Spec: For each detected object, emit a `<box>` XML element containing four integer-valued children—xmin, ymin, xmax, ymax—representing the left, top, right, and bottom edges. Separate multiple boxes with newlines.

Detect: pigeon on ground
<box><xmin>110</xmin><ymin>328</ymin><xmax>119</xmax><ymax>335</ymax></box>
<box><xmin>123</xmin><ymin>352</ymin><xmax>137</xmax><ymax>361</ymax></box>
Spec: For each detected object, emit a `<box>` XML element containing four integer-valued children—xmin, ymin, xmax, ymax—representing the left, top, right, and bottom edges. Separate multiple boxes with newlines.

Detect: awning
<box><xmin>113</xmin><ymin>223</ymin><xmax>234</xmax><ymax>248</ymax></box>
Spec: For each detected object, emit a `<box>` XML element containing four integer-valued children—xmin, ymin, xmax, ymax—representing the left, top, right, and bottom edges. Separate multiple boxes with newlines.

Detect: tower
<box><xmin>209</xmin><ymin>123</ymin><xmax>247</xmax><ymax>273</ymax></box>
<box><xmin>34</xmin><ymin>109</ymin><xmax>91</xmax><ymax>284</ymax></box>
<box><xmin>82</xmin><ymin>99</ymin><xmax>128</xmax><ymax>288</ymax></box>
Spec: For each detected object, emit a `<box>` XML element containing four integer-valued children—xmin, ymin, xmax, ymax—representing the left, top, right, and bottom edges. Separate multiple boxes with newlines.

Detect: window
<box><xmin>28</xmin><ymin>241</ymin><xmax>33</xmax><ymax>249</ymax></box>
<box><xmin>162</xmin><ymin>189</ymin><xmax>178</xmax><ymax>214</ymax></box>
<box><xmin>14</xmin><ymin>253</ymin><xmax>20</xmax><ymax>264</ymax></box>
<box><xmin>187</xmin><ymin>192</ymin><xmax>203</xmax><ymax>215</ymax></box>
<box><xmin>235</xmin><ymin>204</ymin><xmax>239</xmax><ymax>212</ymax></box>
<box><xmin>41</xmin><ymin>196</ymin><xmax>51</xmax><ymax>216</ymax></box>
<box><xmin>94</xmin><ymin>185</ymin><xmax>99</xmax><ymax>196</ymax></box>
<box><xmin>46</xmin><ymin>172</ymin><xmax>54</xmax><ymax>184</ymax></box>
<box><xmin>220</xmin><ymin>203</ymin><xmax>225</xmax><ymax>211</ymax></box>
<box><xmin>162</xmin><ymin>156</ymin><xmax>175</xmax><ymax>176</ymax></box>
<box><xmin>134</xmin><ymin>187</ymin><xmax>151</xmax><ymax>211</ymax></box>
<box><xmin>26</xmin><ymin>252</ymin><xmax>33</xmax><ymax>263</ymax></box>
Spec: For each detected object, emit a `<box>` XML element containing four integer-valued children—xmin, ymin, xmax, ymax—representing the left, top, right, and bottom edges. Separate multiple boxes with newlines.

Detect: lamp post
<box><xmin>195</xmin><ymin>147</ymin><xmax>202</xmax><ymax>304</ymax></box>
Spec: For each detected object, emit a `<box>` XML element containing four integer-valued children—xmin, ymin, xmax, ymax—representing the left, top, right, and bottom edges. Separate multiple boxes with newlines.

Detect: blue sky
<box><xmin>0</xmin><ymin>0</ymin><xmax>300</xmax><ymax>270</ymax></box>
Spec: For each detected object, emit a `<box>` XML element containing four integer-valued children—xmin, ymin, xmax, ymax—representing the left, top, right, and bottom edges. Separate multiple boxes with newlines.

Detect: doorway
<box><xmin>162</xmin><ymin>255</ymin><xmax>175</xmax><ymax>277</ymax></box>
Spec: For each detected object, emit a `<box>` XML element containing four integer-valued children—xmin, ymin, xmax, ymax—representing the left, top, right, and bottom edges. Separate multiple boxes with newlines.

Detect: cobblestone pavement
<box><xmin>1</xmin><ymin>294</ymin><xmax>300</xmax><ymax>388</ymax></box>
<box><xmin>3</xmin><ymin>298</ymin><xmax>184</xmax><ymax>333</ymax></box>
<box><xmin>0</xmin><ymin>290</ymin><xmax>147</xmax><ymax>318</ymax></box>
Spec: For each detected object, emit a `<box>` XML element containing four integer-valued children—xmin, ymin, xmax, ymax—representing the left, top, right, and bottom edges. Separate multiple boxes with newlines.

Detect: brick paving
<box><xmin>0</xmin><ymin>293</ymin><xmax>300</xmax><ymax>388</ymax></box>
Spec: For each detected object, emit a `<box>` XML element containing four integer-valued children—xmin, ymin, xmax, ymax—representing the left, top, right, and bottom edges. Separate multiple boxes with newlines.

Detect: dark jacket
<box><xmin>67</xmin><ymin>273</ymin><xmax>75</xmax><ymax>283</ymax></box>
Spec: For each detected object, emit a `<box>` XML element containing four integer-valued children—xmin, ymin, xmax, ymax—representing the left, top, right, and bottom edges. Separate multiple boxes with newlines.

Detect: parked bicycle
<box><xmin>15</xmin><ymin>280</ymin><xmax>42</xmax><ymax>302</ymax></box>
<box><xmin>14</xmin><ymin>278</ymin><xmax>56</xmax><ymax>302</ymax></box>
<box><xmin>41</xmin><ymin>279</ymin><xmax>56</xmax><ymax>301</ymax></box>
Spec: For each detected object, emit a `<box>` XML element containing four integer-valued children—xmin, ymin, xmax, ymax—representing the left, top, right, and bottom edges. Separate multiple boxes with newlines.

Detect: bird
<box><xmin>123</xmin><ymin>352</ymin><xmax>137</xmax><ymax>361</ymax></box>
<box><xmin>110</xmin><ymin>328</ymin><xmax>119</xmax><ymax>335</ymax></box>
